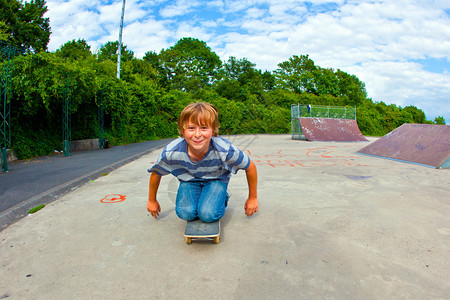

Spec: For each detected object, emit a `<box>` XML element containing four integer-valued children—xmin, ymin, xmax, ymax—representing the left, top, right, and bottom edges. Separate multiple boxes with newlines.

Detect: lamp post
<box><xmin>117</xmin><ymin>0</ymin><xmax>126</xmax><ymax>79</ymax></box>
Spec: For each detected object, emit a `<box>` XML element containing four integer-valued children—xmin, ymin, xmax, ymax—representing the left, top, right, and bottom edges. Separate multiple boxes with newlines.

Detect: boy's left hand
<box><xmin>244</xmin><ymin>197</ymin><xmax>258</xmax><ymax>216</ymax></box>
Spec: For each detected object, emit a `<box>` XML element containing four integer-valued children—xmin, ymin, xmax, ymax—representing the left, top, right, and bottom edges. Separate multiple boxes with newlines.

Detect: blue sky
<box><xmin>45</xmin><ymin>0</ymin><xmax>450</xmax><ymax>124</ymax></box>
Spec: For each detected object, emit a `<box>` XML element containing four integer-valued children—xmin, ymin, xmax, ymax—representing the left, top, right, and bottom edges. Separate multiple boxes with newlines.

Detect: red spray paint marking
<box><xmin>101</xmin><ymin>194</ymin><xmax>127</xmax><ymax>203</ymax></box>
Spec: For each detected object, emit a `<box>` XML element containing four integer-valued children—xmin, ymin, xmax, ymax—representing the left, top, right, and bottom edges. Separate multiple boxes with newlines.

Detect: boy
<box><xmin>147</xmin><ymin>102</ymin><xmax>258</xmax><ymax>222</ymax></box>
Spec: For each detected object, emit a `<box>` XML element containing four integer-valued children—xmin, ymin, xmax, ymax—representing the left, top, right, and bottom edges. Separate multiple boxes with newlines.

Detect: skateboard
<box><xmin>184</xmin><ymin>219</ymin><xmax>220</xmax><ymax>244</ymax></box>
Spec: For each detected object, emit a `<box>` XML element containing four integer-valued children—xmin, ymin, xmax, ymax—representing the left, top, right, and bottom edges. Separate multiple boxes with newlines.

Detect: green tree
<box><xmin>434</xmin><ymin>116</ymin><xmax>446</xmax><ymax>125</ymax></box>
<box><xmin>158</xmin><ymin>37</ymin><xmax>222</xmax><ymax>92</ymax></box>
<box><xmin>120</xmin><ymin>58</ymin><xmax>158</xmax><ymax>82</ymax></box>
<box><xmin>9</xmin><ymin>51</ymin><xmax>101</xmax><ymax>157</ymax></box>
<box><xmin>262</xmin><ymin>70</ymin><xmax>276</xmax><ymax>92</ymax></box>
<box><xmin>314</xmin><ymin>67</ymin><xmax>339</xmax><ymax>96</ymax></box>
<box><xmin>0</xmin><ymin>20</ymin><xmax>8</xmax><ymax>41</ymax></box>
<box><xmin>403</xmin><ymin>105</ymin><xmax>426</xmax><ymax>123</ymax></box>
<box><xmin>215</xmin><ymin>57</ymin><xmax>265</xmax><ymax>101</ymax></box>
<box><xmin>214</xmin><ymin>78</ymin><xmax>247</xmax><ymax>101</ymax></box>
<box><xmin>55</xmin><ymin>39</ymin><xmax>93</xmax><ymax>61</ymax></box>
<box><xmin>143</xmin><ymin>51</ymin><xmax>159</xmax><ymax>68</ymax></box>
<box><xmin>0</xmin><ymin>0</ymin><xmax>51</xmax><ymax>53</ymax></box>
<box><xmin>97</xmin><ymin>41</ymin><xmax>134</xmax><ymax>63</ymax></box>
<box><xmin>143</xmin><ymin>50</ymin><xmax>170</xmax><ymax>88</ymax></box>
<box><xmin>226</xmin><ymin>57</ymin><xmax>263</xmax><ymax>89</ymax></box>
<box><xmin>274</xmin><ymin>55</ymin><xmax>317</xmax><ymax>93</ymax></box>
<box><xmin>336</xmin><ymin>69</ymin><xmax>367</xmax><ymax>106</ymax></box>
<box><xmin>6</xmin><ymin>34</ymin><xmax>440</xmax><ymax>159</ymax></box>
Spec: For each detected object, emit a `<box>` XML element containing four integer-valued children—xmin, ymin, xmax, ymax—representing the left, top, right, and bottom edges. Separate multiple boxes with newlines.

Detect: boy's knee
<box><xmin>176</xmin><ymin>207</ymin><xmax>197</xmax><ymax>221</ymax></box>
<box><xmin>198</xmin><ymin>209</ymin><xmax>222</xmax><ymax>223</ymax></box>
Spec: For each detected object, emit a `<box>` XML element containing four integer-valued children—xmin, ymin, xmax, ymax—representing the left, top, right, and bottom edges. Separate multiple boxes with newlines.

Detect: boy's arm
<box><xmin>244</xmin><ymin>160</ymin><xmax>258</xmax><ymax>216</ymax></box>
<box><xmin>147</xmin><ymin>172</ymin><xmax>162</xmax><ymax>219</ymax></box>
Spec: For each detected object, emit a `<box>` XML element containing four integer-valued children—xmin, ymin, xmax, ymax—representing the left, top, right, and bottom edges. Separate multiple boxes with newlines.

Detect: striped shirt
<box><xmin>148</xmin><ymin>136</ymin><xmax>250</xmax><ymax>183</ymax></box>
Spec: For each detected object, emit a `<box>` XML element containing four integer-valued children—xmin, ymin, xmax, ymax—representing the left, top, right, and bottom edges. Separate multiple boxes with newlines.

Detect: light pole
<box><xmin>117</xmin><ymin>0</ymin><xmax>126</xmax><ymax>79</ymax></box>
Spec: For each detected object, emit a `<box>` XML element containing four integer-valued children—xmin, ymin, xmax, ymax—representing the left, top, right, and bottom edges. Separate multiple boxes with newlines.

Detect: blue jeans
<box><xmin>176</xmin><ymin>180</ymin><xmax>229</xmax><ymax>223</ymax></box>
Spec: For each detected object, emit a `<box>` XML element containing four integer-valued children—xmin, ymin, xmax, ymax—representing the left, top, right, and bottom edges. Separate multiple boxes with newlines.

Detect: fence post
<box><xmin>1</xmin><ymin>147</ymin><xmax>7</xmax><ymax>172</ymax></box>
<box><xmin>62</xmin><ymin>77</ymin><xmax>71</xmax><ymax>157</ymax></box>
<box><xmin>0</xmin><ymin>42</ymin><xmax>17</xmax><ymax>172</ymax></box>
<box><xmin>98</xmin><ymin>89</ymin><xmax>105</xmax><ymax>149</ymax></box>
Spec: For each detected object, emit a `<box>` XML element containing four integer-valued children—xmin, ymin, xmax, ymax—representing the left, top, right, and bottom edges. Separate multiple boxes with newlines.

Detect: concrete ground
<box><xmin>0</xmin><ymin>134</ymin><xmax>449</xmax><ymax>299</ymax></box>
<box><xmin>0</xmin><ymin>139</ymin><xmax>172</xmax><ymax>229</ymax></box>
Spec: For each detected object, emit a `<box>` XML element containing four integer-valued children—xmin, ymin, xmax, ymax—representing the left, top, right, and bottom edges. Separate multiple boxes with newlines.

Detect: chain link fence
<box><xmin>291</xmin><ymin>104</ymin><xmax>357</xmax><ymax>140</ymax></box>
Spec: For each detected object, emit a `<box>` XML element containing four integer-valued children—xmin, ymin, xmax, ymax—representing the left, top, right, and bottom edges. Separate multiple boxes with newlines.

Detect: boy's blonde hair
<box><xmin>177</xmin><ymin>102</ymin><xmax>220</xmax><ymax>137</ymax></box>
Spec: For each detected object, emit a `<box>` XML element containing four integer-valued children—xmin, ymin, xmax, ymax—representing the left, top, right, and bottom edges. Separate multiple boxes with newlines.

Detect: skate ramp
<box><xmin>357</xmin><ymin>123</ymin><xmax>450</xmax><ymax>168</ymax></box>
<box><xmin>299</xmin><ymin>118</ymin><xmax>368</xmax><ymax>142</ymax></box>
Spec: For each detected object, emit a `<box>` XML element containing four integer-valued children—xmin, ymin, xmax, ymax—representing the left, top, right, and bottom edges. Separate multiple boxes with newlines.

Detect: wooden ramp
<box><xmin>299</xmin><ymin>118</ymin><xmax>368</xmax><ymax>142</ymax></box>
<box><xmin>357</xmin><ymin>123</ymin><xmax>450</xmax><ymax>168</ymax></box>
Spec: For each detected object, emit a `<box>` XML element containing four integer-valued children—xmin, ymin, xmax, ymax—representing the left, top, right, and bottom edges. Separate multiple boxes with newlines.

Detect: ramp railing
<box><xmin>291</xmin><ymin>104</ymin><xmax>357</xmax><ymax>140</ymax></box>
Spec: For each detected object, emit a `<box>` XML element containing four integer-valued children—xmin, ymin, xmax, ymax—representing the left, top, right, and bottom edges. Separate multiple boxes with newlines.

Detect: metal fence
<box><xmin>1</xmin><ymin>42</ymin><xmax>18</xmax><ymax>172</ymax></box>
<box><xmin>291</xmin><ymin>104</ymin><xmax>357</xmax><ymax>140</ymax></box>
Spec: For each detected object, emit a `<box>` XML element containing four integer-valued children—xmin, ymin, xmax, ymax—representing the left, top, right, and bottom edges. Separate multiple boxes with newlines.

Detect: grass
<box><xmin>28</xmin><ymin>204</ymin><xmax>45</xmax><ymax>214</ymax></box>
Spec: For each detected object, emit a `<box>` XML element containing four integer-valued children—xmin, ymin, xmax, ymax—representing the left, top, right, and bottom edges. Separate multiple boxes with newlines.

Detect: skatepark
<box><xmin>0</xmin><ymin>133</ymin><xmax>449</xmax><ymax>299</ymax></box>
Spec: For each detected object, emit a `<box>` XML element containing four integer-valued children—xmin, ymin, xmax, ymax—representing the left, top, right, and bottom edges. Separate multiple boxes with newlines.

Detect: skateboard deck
<box><xmin>184</xmin><ymin>219</ymin><xmax>220</xmax><ymax>244</ymax></box>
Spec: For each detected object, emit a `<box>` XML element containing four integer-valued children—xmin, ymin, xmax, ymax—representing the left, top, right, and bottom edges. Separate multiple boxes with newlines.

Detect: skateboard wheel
<box><xmin>213</xmin><ymin>236</ymin><xmax>220</xmax><ymax>244</ymax></box>
<box><xmin>185</xmin><ymin>237</ymin><xmax>192</xmax><ymax>244</ymax></box>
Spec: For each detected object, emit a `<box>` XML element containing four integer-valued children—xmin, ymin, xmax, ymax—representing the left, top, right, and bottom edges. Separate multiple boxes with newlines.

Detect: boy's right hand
<box><xmin>147</xmin><ymin>199</ymin><xmax>161</xmax><ymax>219</ymax></box>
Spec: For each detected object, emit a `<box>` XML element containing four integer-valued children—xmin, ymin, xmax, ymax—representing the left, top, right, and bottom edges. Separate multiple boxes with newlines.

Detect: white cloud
<box><xmin>122</xmin><ymin>19</ymin><xmax>172</xmax><ymax>56</ymax></box>
<box><xmin>98</xmin><ymin>2</ymin><xmax>122</xmax><ymax>24</ymax></box>
<box><xmin>348</xmin><ymin>60</ymin><xmax>450</xmax><ymax>120</ymax></box>
<box><xmin>121</xmin><ymin>0</ymin><xmax>150</xmax><ymax>22</ymax></box>
<box><xmin>159</xmin><ymin>0</ymin><xmax>201</xmax><ymax>18</ymax></box>
<box><xmin>45</xmin><ymin>1</ymin><xmax>103</xmax><ymax>50</ymax></box>
<box><xmin>245</xmin><ymin>7</ymin><xmax>266</xmax><ymax>19</ymax></box>
<box><xmin>267</xmin><ymin>1</ymin><xmax>307</xmax><ymax>21</ymax></box>
<box><xmin>172</xmin><ymin>22</ymin><xmax>213</xmax><ymax>45</ymax></box>
<box><xmin>204</xmin><ymin>0</ymin><xmax>225</xmax><ymax>13</ymax></box>
<box><xmin>200</xmin><ymin>20</ymin><xmax>218</xmax><ymax>28</ymax></box>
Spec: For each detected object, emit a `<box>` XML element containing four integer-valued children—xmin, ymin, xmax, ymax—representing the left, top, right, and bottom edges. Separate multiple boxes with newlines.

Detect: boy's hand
<box><xmin>244</xmin><ymin>197</ymin><xmax>258</xmax><ymax>216</ymax></box>
<box><xmin>244</xmin><ymin>161</ymin><xmax>258</xmax><ymax>216</ymax></box>
<box><xmin>147</xmin><ymin>199</ymin><xmax>161</xmax><ymax>219</ymax></box>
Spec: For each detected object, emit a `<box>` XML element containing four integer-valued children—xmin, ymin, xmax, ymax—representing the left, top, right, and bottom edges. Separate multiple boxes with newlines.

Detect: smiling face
<box><xmin>183</xmin><ymin>119</ymin><xmax>214</xmax><ymax>161</ymax></box>
<box><xmin>177</xmin><ymin>102</ymin><xmax>219</xmax><ymax>138</ymax></box>
<box><xmin>178</xmin><ymin>102</ymin><xmax>219</xmax><ymax>162</ymax></box>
